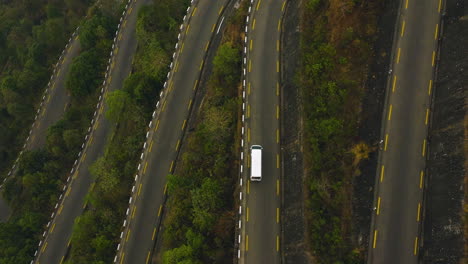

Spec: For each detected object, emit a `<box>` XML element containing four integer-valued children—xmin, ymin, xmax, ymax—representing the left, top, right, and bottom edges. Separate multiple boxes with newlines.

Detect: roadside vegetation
<box><xmin>66</xmin><ymin>0</ymin><xmax>189</xmax><ymax>262</ymax></box>
<box><xmin>299</xmin><ymin>0</ymin><xmax>379</xmax><ymax>262</ymax></box>
<box><xmin>160</xmin><ymin>4</ymin><xmax>246</xmax><ymax>263</ymax></box>
<box><xmin>0</xmin><ymin>0</ymin><xmax>92</xmax><ymax>180</ymax></box>
<box><xmin>0</xmin><ymin>1</ymin><xmax>121</xmax><ymax>262</ymax></box>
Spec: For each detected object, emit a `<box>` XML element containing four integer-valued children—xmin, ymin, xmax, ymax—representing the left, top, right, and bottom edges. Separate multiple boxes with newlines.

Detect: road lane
<box><xmin>240</xmin><ymin>0</ymin><xmax>284</xmax><ymax>263</ymax></box>
<box><xmin>115</xmin><ymin>0</ymin><xmax>229</xmax><ymax>263</ymax></box>
<box><xmin>35</xmin><ymin>0</ymin><xmax>150</xmax><ymax>262</ymax></box>
<box><xmin>368</xmin><ymin>0</ymin><xmax>441</xmax><ymax>263</ymax></box>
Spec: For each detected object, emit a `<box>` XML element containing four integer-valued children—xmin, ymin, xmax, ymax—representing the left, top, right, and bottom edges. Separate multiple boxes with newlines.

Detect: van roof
<box><xmin>251</xmin><ymin>148</ymin><xmax>262</xmax><ymax>177</ymax></box>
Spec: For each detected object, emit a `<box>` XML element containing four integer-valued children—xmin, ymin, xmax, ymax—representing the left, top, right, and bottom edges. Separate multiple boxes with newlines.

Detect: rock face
<box><xmin>422</xmin><ymin>1</ymin><xmax>467</xmax><ymax>263</ymax></box>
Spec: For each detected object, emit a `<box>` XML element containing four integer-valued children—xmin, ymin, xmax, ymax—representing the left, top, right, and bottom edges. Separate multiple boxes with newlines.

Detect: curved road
<box><xmin>35</xmin><ymin>0</ymin><xmax>151</xmax><ymax>262</ymax></box>
<box><xmin>240</xmin><ymin>0</ymin><xmax>284</xmax><ymax>263</ymax></box>
<box><xmin>368</xmin><ymin>0</ymin><xmax>441</xmax><ymax>263</ymax></box>
<box><xmin>115</xmin><ymin>0</ymin><xmax>229</xmax><ymax>263</ymax></box>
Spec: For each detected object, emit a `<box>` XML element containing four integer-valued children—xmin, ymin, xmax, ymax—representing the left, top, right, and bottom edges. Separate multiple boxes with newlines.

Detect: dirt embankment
<box><xmin>281</xmin><ymin>0</ymin><xmax>310</xmax><ymax>263</ymax></box>
<box><xmin>422</xmin><ymin>1</ymin><xmax>467</xmax><ymax>263</ymax></box>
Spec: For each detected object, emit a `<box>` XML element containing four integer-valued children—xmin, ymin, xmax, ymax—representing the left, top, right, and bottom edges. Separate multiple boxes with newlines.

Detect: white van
<box><xmin>250</xmin><ymin>145</ymin><xmax>263</xmax><ymax>181</ymax></box>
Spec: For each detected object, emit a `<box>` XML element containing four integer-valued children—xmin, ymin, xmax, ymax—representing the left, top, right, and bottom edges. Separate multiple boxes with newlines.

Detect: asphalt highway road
<box><xmin>240</xmin><ymin>0</ymin><xmax>284</xmax><ymax>263</ymax></box>
<box><xmin>115</xmin><ymin>0</ymin><xmax>229</xmax><ymax>263</ymax></box>
<box><xmin>35</xmin><ymin>0</ymin><xmax>150</xmax><ymax>263</ymax></box>
<box><xmin>368</xmin><ymin>0</ymin><xmax>441</xmax><ymax>263</ymax></box>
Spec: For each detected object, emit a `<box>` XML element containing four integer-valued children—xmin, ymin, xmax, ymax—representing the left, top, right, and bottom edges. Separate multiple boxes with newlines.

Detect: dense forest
<box><xmin>0</xmin><ymin>0</ymin><xmax>122</xmax><ymax>262</ymax></box>
<box><xmin>0</xmin><ymin>0</ymin><xmax>93</xmax><ymax>180</ymax></box>
<box><xmin>300</xmin><ymin>0</ymin><xmax>379</xmax><ymax>262</ymax></box>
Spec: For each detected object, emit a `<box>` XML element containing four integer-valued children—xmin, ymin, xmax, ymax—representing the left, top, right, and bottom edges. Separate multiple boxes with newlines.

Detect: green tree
<box><xmin>66</xmin><ymin>49</ymin><xmax>101</xmax><ymax>97</ymax></box>
<box><xmin>105</xmin><ymin>90</ymin><xmax>131</xmax><ymax>123</ymax></box>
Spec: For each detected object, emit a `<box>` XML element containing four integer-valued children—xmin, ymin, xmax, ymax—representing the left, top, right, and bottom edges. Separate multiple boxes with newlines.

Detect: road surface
<box><xmin>35</xmin><ymin>0</ymin><xmax>150</xmax><ymax>262</ymax></box>
<box><xmin>240</xmin><ymin>0</ymin><xmax>285</xmax><ymax>263</ymax></box>
<box><xmin>115</xmin><ymin>0</ymin><xmax>229</xmax><ymax>263</ymax></box>
<box><xmin>368</xmin><ymin>0</ymin><xmax>442</xmax><ymax>263</ymax></box>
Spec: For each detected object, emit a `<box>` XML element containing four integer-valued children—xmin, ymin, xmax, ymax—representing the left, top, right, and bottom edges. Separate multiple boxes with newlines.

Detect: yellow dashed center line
<box><xmin>277</xmin><ymin>20</ymin><xmax>281</xmax><ymax>31</ymax></box>
<box><xmin>401</xmin><ymin>20</ymin><xmax>406</xmax><ymax>37</ymax></box>
<box><xmin>432</xmin><ymin>51</ymin><xmax>436</xmax><ymax>67</ymax></box>
<box><xmin>158</xmin><ymin>205</ymin><xmax>162</xmax><ymax>217</ymax></box>
<box><xmin>247</xmin><ymin>104</ymin><xmax>251</xmax><ymax>118</ymax></box>
<box><xmin>377</xmin><ymin>197</ymin><xmax>381</xmax><ymax>215</ymax></box>
<box><xmin>164</xmin><ymin>183</ymin><xmax>168</xmax><ymax>194</ymax></box>
<box><xmin>247</xmin><ymin>180</ymin><xmax>250</xmax><ymax>194</ymax></box>
<box><xmin>205</xmin><ymin>42</ymin><xmax>209</xmax><ymax>51</ymax></box>
<box><xmin>149</xmin><ymin>140</ymin><xmax>154</xmax><ymax>152</ymax></box>
<box><xmin>373</xmin><ymin>230</ymin><xmax>378</xmax><ymax>248</ymax></box>
<box><xmin>384</xmin><ymin>134</ymin><xmax>389</xmax><ymax>151</ymax></box>
<box><xmin>417</xmin><ymin>202</ymin><xmax>421</xmax><ymax>221</ymax></box>
<box><xmin>192</xmin><ymin>7</ymin><xmax>197</xmax><ymax>17</ymax></box>
<box><xmin>425</xmin><ymin>109</ymin><xmax>429</xmax><ymax>125</ymax></box>
<box><xmin>380</xmin><ymin>165</ymin><xmax>385</xmax><ymax>182</ymax></box>
<box><xmin>276</xmin><ymin>236</ymin><xmax>279</xmax><ymax>251</ymax></box>
<box><xmin>438</xmin><ymin>0</ymin><xmax>442</xmax><ymax>12</ymax></box>
<box><xmin>181</xmin><ymin>43</ymin><xmax>185</xmax><ymax>53</ymax></box>
<box><xmin>397</xmin><ymin>48</ymin><xmax>401</xmax><ymax>63</ymax></box>
<box><xmin>247</xmin><ymin>128</ymin><xmax>251</xmax><ymax>143</ymax></box>
<box><xmin>41</xmin><ymin>242</ymin><xmax>48</xmax><ymax>252</ymax></box>
<box><xmin>144</xmin><ymin>161</ymin><xmax>148</xmax><ymax>174</ymax></box>
<box><xmin>422</xmin><ymin>139</ymin><xmax>426</xmax><ymax>156</ymax></box>
<box><xmin>146</xmin><ymin>251</ymin><xmax>151</xmax><ymax>264</ymax></box>
<box><xmin>277</xmin><ymin>40</ymin><xmax>280</xmax><ymax>51</ymax></box>
<box><xmin>188</xmin><ymin>99</ymin><xmax>192</xmax><ymax>110</ymax></box>
<box><xmin>199</xmin><ymin>59</ymin><xmax>204</xmax><ymax>70</ymax></box>
<box><xmin>58</xmin><ymin>204</ymin><xmax>63</xmax><ymax>215</ymax></box>
<box><xmin>414</xmin><ymin>237</ymin><xmax>418</xmax><ymax>255</ymax></box>
<box><xmin>248</xmin><ymin>82</ymin><xmax>252</xmax><ymax>94</ymax></box>
<box><xmin>252</xmin><ymin>19</ymin><xmax>256</xmax><ymax>30</ymax></box>
<box><xmin>176</xmin><ymin>139</ymin><xmax>180</xmax><ymax>151</ymax></box>
<box><xmin>246</xmin><ymin>235</ymin><xmax>249</xmax><ymax>251</ymax></box>
<box><xmin>388</xmin><ymin>104</ymin><xmax>393</xmax><ymax>120</ymax></box>
<box><xmin>249</xmin><ymin>59</ymin><xmax>252</xmax><ymax>72</ymax></box>
<box><xmin>434</xmin><ymin>24</ymin><xmax>439</xmax><ymax>40</ymax></box>
<box><xmin>282</xmin><ymin>1</ymin><xmax>286</xmax><ymax>11</ymax></box>
<box><xmin>276</xmin><ymin>208</ymin><xmax>280</xmax><ymax>223</ymax></box>
<box><xmin>277</xmin><ymin>154</ymin><xmax>280</xmax><ymax>169</ymax></box>
<box><xmin>218</xmin><ymin>6</ymin><xmax>224</xmax><ymax>15</ymax></box>
<box><xmin>276</xmin><ymin>105</ymin><xmax>280</xmax><ymax>119</ymax></box>
<box><xmin>185</xmin><ymin>24</ymin><xmax>190</xmax><ymax>35</ymax></box>
<box><xmin>276</xmin><ymin>179</ymin><xmax>280</xmax><ymax>196</ymax></box>
<box><xmin>256</xmin><ymin>0</ymin><xmax>262</xmax><ymax>10</ymax></box>
<box><xmin>405</xmin><ymin>0</ymin><xmax>409</xmax><ymax>9</ymax></box>
<box><xmin>138</xmin><ymin>183</ymin><xmax>142</xmax><ymax>196</ymax></box>
<box><xmin>276</xmin><ymin>129</ymin><xmax>280</xmax><ymax>143</ymax></box>
<box><xmin>392</xmin><ymin>75</ymin><xmax>397</xmax><ymax>92</ymax></box>
<box><xmin>152</xmin><ymin>227</ymin><xmax>157</xmax><ymax>241</ymax></box>
<box><xmin>132</xmin><ymin>207</ymin><xmax>136</xmax><ymax>219</ymax></box>
<box><xmin>51</xmin><ymin>223</ymin><xmax>56</xmax><ymax>233</ymax></box>
<box><xmin>169</xmin><ymin>161</ymin><xmax>174</xmax><ymax>173</ymax></box>
<box><xmin>250</xmin><ymin>39</ymin><xmax>253</xmax><ymax>51</ymax></box>
<box><xmin>120</xmin><ymin>253</ymin><xmax>125</xmax><ymax>264</ymax></box>
<box><xmin>193</xmin><ymin>79</ymin><xmax>198</xmax><ymax>90</ymax></box>
<box><xmin>126</xmin><ymin>229</ymin><xmax>131</xmax><ymax>241</ymax></box>
<box><xmin>211</xmin><ymin>23</ymin><xmax>216</xmax><ymax>33</ymax></box>
<box><xmin>428</xmin><ymin>80</ymin><xmax>432</xmax><ymax>95</ymax></box>
<box><xmin>419</xmin><ymin>171</ymin><xmax>424</xmax><ymax>189</ymax></box>
<box><xmin>182</xmin><ymin>120</ymin><xmax>187</xmax><ymax>130</ymax></box>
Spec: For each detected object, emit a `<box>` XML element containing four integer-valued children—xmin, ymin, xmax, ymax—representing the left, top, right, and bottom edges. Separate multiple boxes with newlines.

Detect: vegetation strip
<box><xmin>300</xmin><ymin>0</ymin><xmax>380</xmax><ymax>262</ymax></box>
